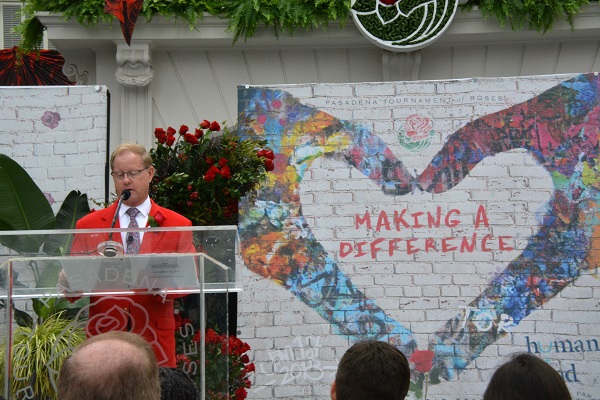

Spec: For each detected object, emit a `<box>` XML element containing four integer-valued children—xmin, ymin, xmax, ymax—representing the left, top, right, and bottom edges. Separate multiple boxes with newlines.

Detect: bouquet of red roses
<box><xmin>175</xmin><ymin>322</ymin><xmax>255</xmax><ymax>400</ymax></box>
<box><xmin>150</xmin><ymin>120</ymin><xmax>274</xmax><ymax>226</ymax></box>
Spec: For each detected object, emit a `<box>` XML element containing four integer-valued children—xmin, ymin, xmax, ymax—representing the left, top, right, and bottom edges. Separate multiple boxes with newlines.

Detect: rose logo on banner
<box><xmin>398</xmin><ymin>113</ymin><xmax>435</xmax><ymax>152</ymax></box>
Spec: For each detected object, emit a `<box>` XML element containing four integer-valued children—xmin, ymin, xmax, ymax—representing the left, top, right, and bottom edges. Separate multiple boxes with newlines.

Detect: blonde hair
<box><xmin>110</xmin><ymin>143</ymin><xmax>153</xmax><ymax>170</ymax></box>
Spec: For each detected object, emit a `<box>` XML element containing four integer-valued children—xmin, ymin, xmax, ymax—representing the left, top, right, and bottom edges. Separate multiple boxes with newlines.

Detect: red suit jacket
<box><xmin>70</xmin><ymin>199</ymin><xmax>196</xmax><ymax>367</ymax></box>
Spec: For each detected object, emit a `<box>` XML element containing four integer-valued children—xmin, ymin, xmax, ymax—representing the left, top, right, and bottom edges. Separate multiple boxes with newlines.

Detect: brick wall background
<box><xmin>236</xmin><ymin>73</ymin><xmax>600</xmax><ymax>399</ymax></box>
<box><xmin>0</xmin><ymin>86</ymin><xmax>108</xmax><ymax>213</ymax></box>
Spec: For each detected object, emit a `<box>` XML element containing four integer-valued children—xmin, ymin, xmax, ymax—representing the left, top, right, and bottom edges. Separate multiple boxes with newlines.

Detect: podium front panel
<box><xmin>0</xmin><ymin>226</ymin><xmax>237</xmax><ymax>400</ymax></box>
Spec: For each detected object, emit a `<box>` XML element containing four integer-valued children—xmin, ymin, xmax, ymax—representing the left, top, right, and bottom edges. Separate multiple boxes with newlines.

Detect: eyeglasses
<box><xmin>111</xmin><ymin>168</ymin><xmax>149</xmax><ymax>180</ymax></box>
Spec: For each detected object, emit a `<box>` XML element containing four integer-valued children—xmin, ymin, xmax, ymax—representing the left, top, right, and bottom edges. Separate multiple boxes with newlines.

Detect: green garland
<box><xmin>16</xmin><ymin>0</ymin><xmax>593</xmax><ymax>51</ymax></box>
<box><xmin>460</xmin><ymin>0</ymin><xmax>591</xmax><ymax>33</ymax></box>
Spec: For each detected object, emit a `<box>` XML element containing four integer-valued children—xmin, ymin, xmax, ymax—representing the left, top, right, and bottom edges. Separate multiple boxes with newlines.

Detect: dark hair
<box><xmin>58</xmin><ymin>331</ymin><xmax>160</xmax><ymax>400</ymax></box>
<box><xmin>483</xmin><ymin>353</ymin><xmax>572</xmax><ymax>400</ymax></box>
<box><xmin>159</xmin><ymin>367</ymin><xmax>200</xmax><ymax>400</ymax></box>
<box><xmin>335</xmin><ymin>340</ymin><xmax>410</xmax><ymax>400</ymax></box>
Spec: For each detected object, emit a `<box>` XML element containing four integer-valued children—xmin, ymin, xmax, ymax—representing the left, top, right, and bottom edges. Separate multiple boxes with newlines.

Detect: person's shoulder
<box><xmin>76</xmin><ymin>206</ymin><xmax>114</xmax><ymax>227</ymax></box>
<box><xmin>151</xmin><ymin>202</ymin><xmax>192</xmax><ymax>226</ymax></box>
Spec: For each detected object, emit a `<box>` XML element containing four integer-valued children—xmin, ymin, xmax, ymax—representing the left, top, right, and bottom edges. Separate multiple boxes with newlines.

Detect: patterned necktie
<box><xmin>125</xmin><ymin>207</ymin><xmax>141</xmax><ymax>254</ymax></box>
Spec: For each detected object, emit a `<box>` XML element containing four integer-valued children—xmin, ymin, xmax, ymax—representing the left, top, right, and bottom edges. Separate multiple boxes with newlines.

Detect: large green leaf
<box><xmin>32</xmin><ymin>296</ymin><xmax>89</xmax><ymax>324</ymax></box>
<box><xmin>43</xmin><ymin>190</ymin><xmax>90</xmax><ymax>255</ymax></box>
<box><xmin>0</xmin><ymin>154</ymin><xmax>55</xmax><ymax>253</ymax></box>
<box><xmin>12</xmin><ymin>305</ymin><xmax>34</xmax><ymax>328</ymax></box>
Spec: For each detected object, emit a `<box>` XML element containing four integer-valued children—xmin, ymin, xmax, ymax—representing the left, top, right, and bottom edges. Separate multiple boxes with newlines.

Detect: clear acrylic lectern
<box><xmin>0</xmin><ymin>225</ymin><xmax>239</xmax><ymax>400</ymax></box>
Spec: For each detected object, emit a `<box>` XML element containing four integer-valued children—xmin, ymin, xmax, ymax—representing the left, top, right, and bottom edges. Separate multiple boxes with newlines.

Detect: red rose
<box><xmin>204</xmin><ymin>165</ymin><xmax>220</xmax><ymax>182</ymax></box>
<box><xmin>153</xmin><ymin>211</ymin><xmax>165</xmax><ymax>226</ymax></box>
<box><xmin>220</xmin><ymin>165</ymin><xmax>231</xmax><ymax>179</ymax></box>
<box><xmin>264</xmin><ymin>158</ymin><xmax>274</xmax><ymax>171</ymax></box>
<box><xmin>154</xmin><ymin>127</ymin><xmax>166</xmax><ymax>136</ymax></box>
<box><xmin>176</xmin><ymin>354</ymin><xmax>191</xmax><ymax>365</ymax></box>
<box><xmin>239</xmin><ymin>342</ymin><xmax>250</xmax><ymax>354</ymax></box>
<box><xmin>409</xmin><ymin>350</ymin><xmax>435</xmax><ymax>373</ymax></box>
<box><xmin>184</xmin><ymin>133</ymin><xmax>198</xmax><ymax>145</ymax></box>
<box><xmin>199</xmin><ymin>119</ymin><xmax>210</xmax><ymax>129</ymax></box>
<box><xmin>194</xmin><ymin>128</ymin><xmax>203</xmax><ymax>138</ymax></box>
<box><xmin>205</xmin><ymin>329</ymin><xmax>221</xmax><ymax>344</ymax></box>
<box><xmin>218</xmin><ymin>158</ymin><xmax>228</xmax><ymax>166</ymax></box>
<box><xmin>155</xmin><ymin>132</ymin><xmax>166</xmax><ymax>144</ymax></box>
<box><xmin>189</xmin><ymin>191</ymin><xmax>199</xmax><ymax>200</ymax></box>
<box><xmin>245</xmin><ymin>363</ymin><xmax>255</xmax><ymax>373</ymax></box>
<box><xmin>205</xmin><ymin>157</ymin><xmax>215</xmax><ymax>165</ymax></box>
<box><xmin>165</xmin><ymin>135</ymin><xmax>175</xmax><ymax>146</ymax></box>
<box><xmin>209</xmin><ymin>121</ymin><xmax>221</xmax><ymax>131</ymax></box>
<box><xmin>174</xmin><ymin>313</ymin><xmax>183</xmax><ymax>329</ymax></box>
<box><xmin>167</xmin><ymin>126</ymin><xmax>176</xmax><ymax>136</ymax></box>
<box><xmin>257</xmin><ymin>149</ymin><xmax>274</xmax><ymax>160</ymax></box>
<box><xmin>234</xmin><ymin>387</ymin><xmax>247</xmax><ymax>399</ymax></box>
<box><xmin>179</xmin><ymin>124</ymin><xmax>189</xmax><ymax>135</ymax></box>
<box><xmin>187</xmin><ymin>185</ymin><xmax>193</xmax><ymax>191</ymax></box>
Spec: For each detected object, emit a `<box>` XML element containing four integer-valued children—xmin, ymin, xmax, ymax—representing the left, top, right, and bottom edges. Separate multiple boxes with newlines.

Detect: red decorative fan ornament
<box><xmin>104</xmin><ymin>0</ymin><xmax>144</xmax><ymax>46</ymax></box>
<box><xmin>0</xmin><ymin>47</ymin><xmax>74</xmax><ymax>86</ymax></box>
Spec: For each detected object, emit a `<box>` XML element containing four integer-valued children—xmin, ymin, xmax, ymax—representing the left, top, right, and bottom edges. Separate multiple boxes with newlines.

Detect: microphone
<box><xmin>97</xmin><ymin>190</ymin><xmax>131</xmax><ymax>257</ymax></box>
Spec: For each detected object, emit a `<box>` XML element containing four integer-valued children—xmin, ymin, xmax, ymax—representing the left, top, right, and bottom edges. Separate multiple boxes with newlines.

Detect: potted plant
<box><xmin>0</xmin><ymin>154</ymin><xmax>91</xmax><ymax>399</ymax></box>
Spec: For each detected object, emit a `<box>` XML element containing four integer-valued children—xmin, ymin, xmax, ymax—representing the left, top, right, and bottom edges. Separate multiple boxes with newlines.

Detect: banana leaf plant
<box><xmin>0</xmin><ymin>153</ymin><xmax>91</xmax><ymax>326</ymax></box>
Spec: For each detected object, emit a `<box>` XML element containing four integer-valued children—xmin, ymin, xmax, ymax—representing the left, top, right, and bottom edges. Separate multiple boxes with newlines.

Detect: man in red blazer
<box><xmin>70</xmin><ymin>142</ymin><xmax>196</xmax><ymax>367</ymax></box>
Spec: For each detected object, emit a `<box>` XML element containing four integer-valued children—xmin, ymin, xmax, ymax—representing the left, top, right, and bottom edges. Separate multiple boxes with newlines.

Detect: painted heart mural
<box><xmin>236</xmin><ymin>73</ymin><xmax>600</xmax><ymax>396</ymax></box>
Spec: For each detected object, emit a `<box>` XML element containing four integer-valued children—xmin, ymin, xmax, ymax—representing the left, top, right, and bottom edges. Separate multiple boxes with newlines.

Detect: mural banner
<box><xmin>236</xmin><ymin>73</ymin><xmax>600</xmax><ymax>399</ymax></box>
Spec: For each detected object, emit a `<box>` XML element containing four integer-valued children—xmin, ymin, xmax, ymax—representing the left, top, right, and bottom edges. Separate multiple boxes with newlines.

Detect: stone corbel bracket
<box><xmin>62</xmin><ymin>63</ymin><xmax>88</xmax><ymax>85</ymax></box>
<box><xmin>115</xmin><ymin>41</ymin><xmax>154</xmax><ymax>87</ymax></box>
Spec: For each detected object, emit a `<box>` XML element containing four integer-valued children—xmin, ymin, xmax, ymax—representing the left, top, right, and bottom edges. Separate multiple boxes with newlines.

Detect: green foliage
<box><xmin>17</xmin><ymin>0</ymin><xmax>350</xmax><ymax>50</ymax></box>
<box><xmin>0</xmin><ymin>154</ymin><xmax>90</xmax><ymax>255</ymax></box>
<box><xmin>16</xmin><ymin>0</ymin><xmax>593</xmax><ymax>51</ymax></box>
<box><xmin>459</xmin><ymin>0</ymin><xmax>590</xmax><ymax>33</ymax></box>
<box><xmin>43</xmin><ymin>190</ymin><xmax>91</xmax><ymax>255</ymax></box>
<box><xmin>0</xmin><ymin>314</ymin><xmax>86</xmax><ymax>400</ymax></box>
<box><xmin>0</xmin><ymin>154</ymin><xmax>55</xmax><ymax>252</ymax></box>
<box><xmin>17</xmin><ymin>0</ymin><xmax>109</xmax><ymax>51</ymax></box>
<box><xmin>0</xmin><ymin>155</ymin><xmax>91</xmax><ymax>398</ymax></box>
<box><xmin>218</xmin><ymin>0</ymin><xmax>351</xmax><ymax>42</ymax></box>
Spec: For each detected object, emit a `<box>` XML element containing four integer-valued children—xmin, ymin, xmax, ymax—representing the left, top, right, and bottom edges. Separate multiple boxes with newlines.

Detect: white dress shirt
<box><xmin>118</xmin><ymin>196</ymin><xmax>151</xmax><ymax>245</ymax></box>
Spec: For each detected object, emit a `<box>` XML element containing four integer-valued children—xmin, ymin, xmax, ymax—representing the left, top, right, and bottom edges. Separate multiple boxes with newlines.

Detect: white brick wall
<box><xmin>238</xmin><ymin>74</ymin><xmax>600</xmax><ymax>399</ymax></box>
<box><xmin>0</xmin><ymin>86</ymin><xmax>108</xmax><ymax>213</ymax></box>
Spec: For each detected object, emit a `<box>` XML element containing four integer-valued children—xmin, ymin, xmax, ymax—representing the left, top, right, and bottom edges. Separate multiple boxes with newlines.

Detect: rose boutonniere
<box><xmin>147</xmin><ymin>211</ymin><xmax>165</xmax><ymax>227</ymax></box>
